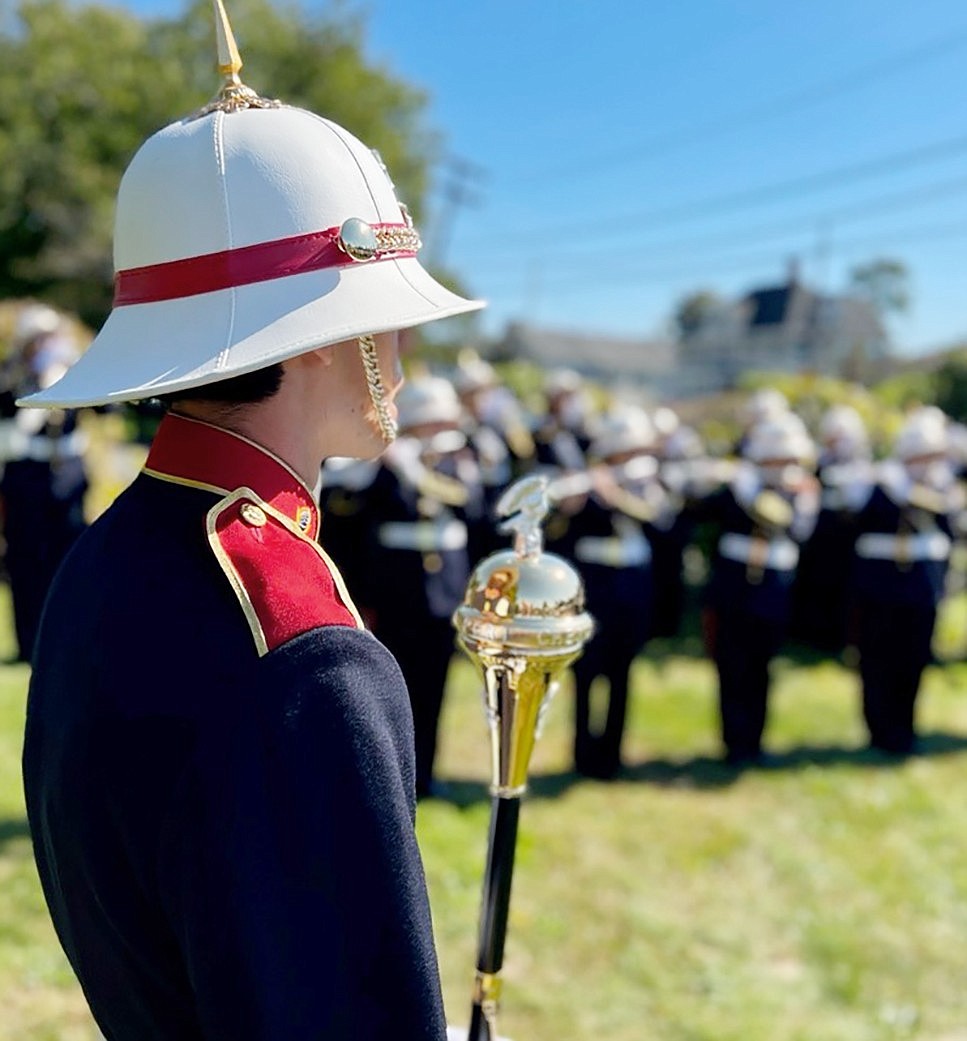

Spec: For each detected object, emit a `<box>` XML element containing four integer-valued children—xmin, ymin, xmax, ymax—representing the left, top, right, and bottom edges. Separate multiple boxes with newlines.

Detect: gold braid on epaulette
<box><xmin>416</xmin><ymin>468</ymin><xmax>469</xmax><ymax>507</ymax></box>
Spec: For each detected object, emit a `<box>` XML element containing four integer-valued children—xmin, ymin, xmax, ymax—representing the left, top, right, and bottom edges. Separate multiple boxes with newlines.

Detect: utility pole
<box><xmin>429</xmin><ymin>154</ymin><xmax>486</xmax><ymax>268</ymax></box>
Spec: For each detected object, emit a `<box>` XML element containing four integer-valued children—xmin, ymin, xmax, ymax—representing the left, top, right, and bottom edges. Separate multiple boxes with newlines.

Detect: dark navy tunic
<box><xmin>22</xmin><ymin>413</ymin><xmax>447</xmax><ymax>1041</ymax></box>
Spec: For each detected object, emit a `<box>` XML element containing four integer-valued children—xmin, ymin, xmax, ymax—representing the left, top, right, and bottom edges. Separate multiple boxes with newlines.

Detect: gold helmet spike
<box><xmin>213</xmin><ymin>0</ymin><xmax>243</xmax><ymax>84</ymax></box>
<box><xmin>193</xmin><ymin>0</ymin><xmax>280</xmax><ymax>118</ymax></box>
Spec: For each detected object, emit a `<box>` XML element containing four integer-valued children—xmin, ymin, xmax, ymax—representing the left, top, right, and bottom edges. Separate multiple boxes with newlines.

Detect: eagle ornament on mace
<box><xmin>452</xmin><ymin>474</ymin><xmax>594</xmax><ymax>1041</ymax></box>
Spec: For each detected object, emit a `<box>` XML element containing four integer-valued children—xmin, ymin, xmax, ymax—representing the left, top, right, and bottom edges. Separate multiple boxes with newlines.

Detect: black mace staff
<box><xmin>452</xmin><ymin>475</ymin><xmax>594</xmax><ymax>1041</ymax></box>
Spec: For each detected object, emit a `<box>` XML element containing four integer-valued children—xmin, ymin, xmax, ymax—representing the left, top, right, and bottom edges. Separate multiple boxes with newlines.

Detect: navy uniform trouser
<box><xmin>855</xmin><ymin>599</ymin><xmax>936</xmax><ymax>754</ymax></box>
<box><xmin>708</xmin><ymin>606</ymin><xmax>785</xmax><ymax>762</ymax></box>
<box><xmin>572</xmin><ymin>611</ymin><xmax>649</xmax><ymax>779</ymax></box>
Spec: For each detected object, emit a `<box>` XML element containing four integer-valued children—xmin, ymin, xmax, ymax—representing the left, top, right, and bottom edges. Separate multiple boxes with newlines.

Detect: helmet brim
<box><xmin>20</xmin><ymin>257</ymin><xmax>483</xmax><ymax>408</ymax></box>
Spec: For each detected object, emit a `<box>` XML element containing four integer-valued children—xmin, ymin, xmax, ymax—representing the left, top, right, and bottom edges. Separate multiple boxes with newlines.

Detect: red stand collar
<box><xmin>144</xmin><ymin>413</ymin><xmax>319</xmax><ymax>539</ymax></box>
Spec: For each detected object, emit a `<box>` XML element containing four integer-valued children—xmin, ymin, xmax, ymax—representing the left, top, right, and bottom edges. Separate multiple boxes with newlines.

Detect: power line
<box><xmin>426</xmin><ymin>154</ymin><xmax>486</xmax><ymax>267</ymax></box>
<box><xmin>468</xmin><ymin>172</ymin><xmax>967</xmax><ymax>274</ymax></box>
<box><xmin>462</xmin><ymin>133</ymin><xmax>967</xmax><ymax>250</ymax></box>
<box><xmin>511</xmin><ymin>25</ymin><xmax>967</xmax><ymax>186</ymax></box>
<box><xmin>477</xmin><ymin>220</ymin><xmax>967</xmax><ymax>297</ymax></box>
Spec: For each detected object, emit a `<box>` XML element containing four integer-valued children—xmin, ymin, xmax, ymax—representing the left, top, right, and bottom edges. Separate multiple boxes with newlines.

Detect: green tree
<box><xmin>849</xmin><ymin>257</ymin><xmax>910</xmax><ymax>317</ymax></box>
<box><xmin>0</xmin><ymin>0</ymin><xmax>437</xmax><ymax>328</ymax></box>
<box><xmin>933</xmin><ymin>347</ymin><xmax>967</xmax><ymax>423</ymax></box>
<box><xmin>673</xmin><ymin>288</ymin><xmax>723</xmax><ymax>336</ymax></box>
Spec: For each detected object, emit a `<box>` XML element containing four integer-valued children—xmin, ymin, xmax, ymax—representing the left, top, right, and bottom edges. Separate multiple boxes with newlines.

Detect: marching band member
<box><xmin>452</xmin><ymin>351</ymin><xmax>535</xmax><ymax>518</ymax></box>
<box><xmin>0</xmin><ymin>303</ymin><xmax>88</xmax><ymax>662</ymax></box>
<box><xmin>650</xmin><ymin>422</ymin><xmax>708</xmax><ymax>639</ymax></box>
<box><xmin>363</xmin><ymin>375</ymin><xmax>486</xmax><ymax>798</ymax></box>
<box><xmin>848</xmin><ymin>408</ymin><xmax>963</xmax><ymax>755</ymax></box>
<box><xmin>791</xmin><ymin>403</ymin><xmax>873</xmax><ymax>652</ymax></box>
<box><xmin>550</xmin><ymin>405</ymin><xmax>672</xmax><ymax>779</ymax></box>
<box><xmin>20</xmin><ymin>10</ymin><xmax>482</xmax><ymax>1038</ymax></box>
<box><xmin>533</xmin><ymin>367</ymin><xmax>593</xmax><ymax>472</ymax></box>
<box><xmin>698</xmin><ymin>412</ymin><xmax>820</xmax><ymax>765</ymax></box>
<box><xmin>734</xmin><ymin>386</ymin><xmax>790</xmax><ymax>457</ymax></box>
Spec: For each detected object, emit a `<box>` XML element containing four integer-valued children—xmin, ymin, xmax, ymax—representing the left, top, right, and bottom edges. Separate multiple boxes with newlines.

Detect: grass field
<box><xmin>2</xmin><ymin>585</ymin><xmax>967</xmax><ymax>1040</ymax></box>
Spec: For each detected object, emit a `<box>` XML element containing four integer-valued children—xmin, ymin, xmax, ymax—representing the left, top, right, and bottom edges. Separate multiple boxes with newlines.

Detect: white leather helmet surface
<box><xmin>589</xmin><ymin>405</ymin><xmax>655</xmax><ymax>462</ymax></box>
<box><xmin>741</xmin><ymin>387</ymin><xmax>789</xmax><ymax>427</ymax></box>
<box><xmin>14</xmin><ymin>303</ymin><xmax>62</xmax><ymax>349</ymax></box>
<box><xmin>894</xmin><ymin>409</ymin><xmax>948</xmax><ymax>460</ymax></box>
<box><xmin>744</xmin><ymin>412</ymin><xmax>815</xmax><ymax>465</ymax></box>
<box><xmin>21</xmin><ymin>15</ymin><xmax>482</xmax><ymax>409</ymax></box>
<box><xmin>395</xmin><ymin>375</ymin><xmax>463</xmax><ymax>431</ymax></box>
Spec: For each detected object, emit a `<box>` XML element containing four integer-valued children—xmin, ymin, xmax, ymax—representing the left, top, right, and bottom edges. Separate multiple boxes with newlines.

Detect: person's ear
<box><xmin>288</xmin><ymin>345</ymin><xmax>336</xmax><ymax>371</ymax></box>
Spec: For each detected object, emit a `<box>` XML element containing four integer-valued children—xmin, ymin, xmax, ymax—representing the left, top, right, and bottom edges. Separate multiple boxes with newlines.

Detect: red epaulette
<box><xmin>207</xmin><ymin>488</ymin><xmax>362</xmax><ymax>656</ymax></box>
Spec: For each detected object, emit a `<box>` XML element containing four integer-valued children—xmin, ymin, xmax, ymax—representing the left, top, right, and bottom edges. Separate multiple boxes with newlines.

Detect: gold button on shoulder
<box><xmin>240</xmin><ymin>503</ymin><xmax>268</xmax><ymax>527</ymax></box>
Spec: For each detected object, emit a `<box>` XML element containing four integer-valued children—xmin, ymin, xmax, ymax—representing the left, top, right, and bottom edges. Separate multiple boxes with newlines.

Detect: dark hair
<box><xmin>155</xmin><ymin>363</ymin><xmax>285</xmax><ymax>410</ymax></box>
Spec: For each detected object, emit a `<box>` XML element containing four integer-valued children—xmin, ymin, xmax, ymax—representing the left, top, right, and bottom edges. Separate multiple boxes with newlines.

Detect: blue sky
<box><xmin>122</xmin><ymin>0</ymin><xmax>967</xmax><ymax>355</ymax></box>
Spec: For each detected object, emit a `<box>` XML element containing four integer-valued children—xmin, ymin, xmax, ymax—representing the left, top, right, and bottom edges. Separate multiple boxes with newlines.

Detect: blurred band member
<box><xmin>550</xmin><ymin>405</ymin><xmax>671</xmax><ymax>778</ymax></box>
<box><xmin>0</xmin><ymin>304</ymin><xmax>88</xmax><ymax>662</ymax></box>
<box><xmin>698</xmin><ymin>412</ymin><xmax>820</xmax><ymax>765</ymax></box>
<box><xmin>848</xmin><ymin>409</ymin><xmax>962</xmax><ymax>755</ymax></box>
<box><xmin>791</xmin><ymin>404</ymin><xmax>872</xmax><ymax>653</ymax></box>
<box><xmin>364</xmin><ymin>375</ymin><xmax>486</xmax><ymax>798</ymax></box>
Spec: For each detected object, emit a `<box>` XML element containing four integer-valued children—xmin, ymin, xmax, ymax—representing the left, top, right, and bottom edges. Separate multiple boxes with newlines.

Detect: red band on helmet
<box><xmin>112</xmin><ymin>224</ymin><xmax>418</xmax><ymax>306</ymax></box>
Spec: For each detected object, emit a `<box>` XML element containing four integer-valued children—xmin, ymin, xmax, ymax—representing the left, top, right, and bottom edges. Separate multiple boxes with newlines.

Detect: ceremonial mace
<box><xmin>452</xmin><ymin>475</ymin><xmax>594</xmax><ymax>1041</ymax></box>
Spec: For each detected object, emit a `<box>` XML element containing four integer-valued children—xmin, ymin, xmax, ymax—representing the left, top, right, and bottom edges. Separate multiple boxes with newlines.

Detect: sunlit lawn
<box><xmin>2</xmin><ymin>583</ymin><xmax>967</xmax><ymax>1040</ymax></box>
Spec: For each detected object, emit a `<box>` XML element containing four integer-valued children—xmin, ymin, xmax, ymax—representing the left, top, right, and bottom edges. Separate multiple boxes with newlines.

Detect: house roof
<box><xmin>494</xmin><ymin>321</ymin><xmax>675</xmax><ymax>379</ymax></box>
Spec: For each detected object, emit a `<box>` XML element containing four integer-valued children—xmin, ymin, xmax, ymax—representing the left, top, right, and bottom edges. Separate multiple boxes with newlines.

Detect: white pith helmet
<box><xmin>395</xmin><ymin>375</ymin><xmax>463</xmax><ymax>431</ymax></box>
<box><xmin>589</xmin><ymin>406</ymin><xmax>655</xmax><ymax>462</ymax></box>
<box><xmin>894</xmin><ymin>409</ymin><xmax>948</xmax><ymax>460</ymax></box>
<box><xmin>744</xmin><ymin>412</ymin><xmax>815</xmax><ymax>465</ymax></box>
<box><xmin>20</xmin><ymin>2</ymin><xmax>483</xmax><ymax>410</ymax></box>
<box><xmin>14</xmin><ymin>303</ymin><xmax>62</xmax><ymax>349</ymax></box>
<box><xmin>452</xmin><ymin>352</ymin><xmax>498</xmax><ymax>396</ymax></box>
<box><xmin>662</xmin><ymin>424</ymin><xmax>704</xmax><ymax>461</ymax></box>
<box><xmin>819</xmin><ymin>404</ymin><xmax>869</xmax><ymax>458</ymax></box>
<box><xmin>544</xmin><ymin>368</ymin><xmax>583</xmax><ymax>399</ymax></box>
<box><xmin>741</xmin><ymin>387</ymin><xmax>789</xmax><ymax>427</ymax></box>
<box><xmin>652</xmin><ymin>406</ymin><xmax>680</xmax><ymax>439</ymax></box>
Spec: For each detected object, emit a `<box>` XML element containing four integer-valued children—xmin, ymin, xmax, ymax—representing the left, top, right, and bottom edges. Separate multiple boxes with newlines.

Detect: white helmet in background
<box><xmin>662</xmin><ymin>424</ymin><xmax>704</xmax><ymax>461</ymax></box>
<box><xmin>744</xmin><ymin>411</ymin><xmax>815</xmax><ymax>465</ymax></box>
<box><xmin>14</xmin><ymin>303</ymin><xmax>62</xmax><ymax>350</ymax></box>
<box><xmin>741</xmin><ymin>387</ymin><xmax>789</xmax><ymax>428</ymax></box>
<box><xmin>395</xmin><ymin>375</ymin><xmax>463</xmax><ymax>432</ymax></box>
<box><xmin>818</xmin><ymin>404</ymin><xmax>869</xmax><ymax>462</ymax></box>
<box><xmin>652</xmin><ymin>406</ymin><xmax>680</xmax><ymax>440</ymax></box>
<box><xmin>589</xmin><ymin>405</ymin><xmax>655</xmax><ymax>463</ymax></box>
<box><xmin>452</xmin><ymin>352</ymin><xmax>497</xmax><ymax>397</ymax></box>
<box><xmin>894</xmin><ymin>409</ymin><xmax>948</xmax><ymax>461</ymax></box>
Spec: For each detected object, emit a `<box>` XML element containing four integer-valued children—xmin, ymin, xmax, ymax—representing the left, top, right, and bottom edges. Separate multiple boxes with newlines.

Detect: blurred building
<box><xmin>491</xmin><ymin>321</ymin><xmax>679</xmax><ymax>393</ymax></box>
<box><xmin>481</xmin><ymin>262</ymin><xmax>889</xmax><ymax>400</ymax></box>
<box><xmin>677</xmin><ymin>263</ymin><xmax>890</xmax><ymax>392</ymax></box>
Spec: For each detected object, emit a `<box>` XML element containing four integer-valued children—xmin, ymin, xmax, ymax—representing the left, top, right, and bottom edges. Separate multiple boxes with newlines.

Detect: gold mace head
<box><xmin>453</xmin><ymin>476</ymin><xmax>595</xmax><ymax>796</ymax></box>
